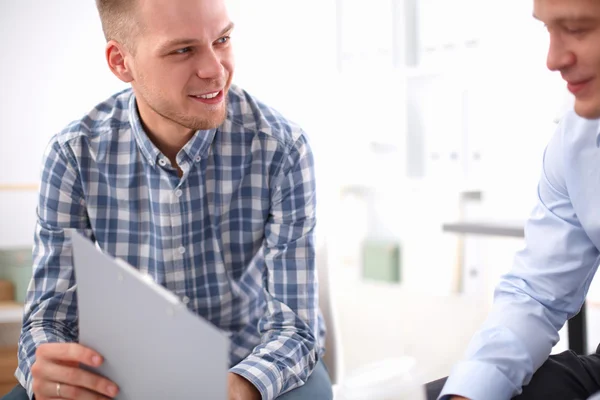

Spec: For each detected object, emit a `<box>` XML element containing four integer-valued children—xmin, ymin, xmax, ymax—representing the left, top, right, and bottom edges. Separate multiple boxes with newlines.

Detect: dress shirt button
<box><xmin>158</xmin><ymin>158</ymin><xmax>167</xmax><ymax>166</ymax></box>
<box><xmin>195</xmin><ymin>156</ymin><xmax>201</xmax><ymax>162</ymax></box>
<box><xmin>178</xmin><ymin>246</ymin><xmax>186</xmax><ymax>254</ymax></box>
<box><xmin>175</xmin><ymin>189</ymin><xmax>183</xmax><ymax>198</ymax></box>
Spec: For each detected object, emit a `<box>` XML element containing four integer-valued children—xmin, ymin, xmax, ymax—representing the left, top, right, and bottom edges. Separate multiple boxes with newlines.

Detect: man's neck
<box><xmin>143</xmin><ymin>125</ymin><xmax>192</xmax><ymax>163</ymax></box>
<box><xmin>136</xmin><ymin>101</ymin><xmax>194</xmax><ymax>163</ymax></box>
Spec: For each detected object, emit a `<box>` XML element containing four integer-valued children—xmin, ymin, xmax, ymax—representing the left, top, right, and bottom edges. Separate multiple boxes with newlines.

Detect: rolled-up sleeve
<box><xmin>16</xmin><ymin>138</ymin><xmax>92</xmax><ymax>399</ymax></box>
<box><xmin>230</xmin><ymin>133</ymin><xmax>319</xmax><ymax>399</ymax></box>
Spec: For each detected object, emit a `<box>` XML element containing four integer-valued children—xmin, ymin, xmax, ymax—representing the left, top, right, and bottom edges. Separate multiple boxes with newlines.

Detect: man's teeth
<box><xmin>196</xmin><ymin>92</ymin><xmax>219</xmax><ymax>99</ymax></box>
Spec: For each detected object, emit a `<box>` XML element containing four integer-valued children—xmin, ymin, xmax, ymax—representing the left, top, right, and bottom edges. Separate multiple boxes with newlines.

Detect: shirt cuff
<box><xmin>15</xmin><ymin>345</ymin><xmax>35</xmax><ymax>399</ymax></box>
<box><xmin>230</xmin><ymin>356</ymin><xmax>284</xmax><ymax>400</ymax></box>
<box><xmin>18</xmin><ymin>327</ymin><xmax>71</xmax><ymax>400</ymax></box>
<box><xmin>14</xmin><ymin>362</ymin><xmax>35</xmax><ymax>400</ymax></box>
<box><xmin>439</xmin><ymin>361</ymin><xmax>519</xmax><ymax>400</ymax></box>
<box><xmin>26</xmin><ymin>378</ymin><xmax>34</xmax><ymax>400</ymax></box>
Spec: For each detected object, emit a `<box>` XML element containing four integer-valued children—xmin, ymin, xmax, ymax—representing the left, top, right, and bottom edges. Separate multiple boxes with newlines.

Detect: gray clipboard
<box><xmin>71</xmin><ymin>231</ymin><xmax>228</xmax><ymax>399</ymax></box>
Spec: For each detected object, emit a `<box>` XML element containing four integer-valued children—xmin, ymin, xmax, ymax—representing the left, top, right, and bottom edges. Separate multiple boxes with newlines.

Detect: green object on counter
<box><xmin>0</xmin><ymin>247</ymin><xmax>33</xmax><ymax>303</ymax></box>
<box><xmin>362</xmin><ymin>240</ymin><xmax>401</xmax><ymax>283</ymax></box>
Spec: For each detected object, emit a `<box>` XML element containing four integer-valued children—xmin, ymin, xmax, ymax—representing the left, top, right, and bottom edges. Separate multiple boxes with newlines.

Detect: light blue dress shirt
<box><xmin>440</xmin><ymin>110</ymin><xmax>600</xmax><ymax>400</ymax></box>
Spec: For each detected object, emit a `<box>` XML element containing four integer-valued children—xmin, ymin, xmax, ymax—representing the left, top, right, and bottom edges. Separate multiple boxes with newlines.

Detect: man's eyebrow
<box><xmin>533</xmin><ymin>13</ymin><xmax>598</xmax><ymax>24</ymax></box>
<box><xmin>157</xmin><ymin>22</ymin><xmax>235</xmax><ymax>53</ymax></box>
<box><xmin>157</xmin><ymin>38</ymin><xmax>198</xmax><ymax>52</ymax></box>
<box><xmin>219</xmin><ymin>22</ymin><xmax>235</xmax><ymax>37</ymax></box>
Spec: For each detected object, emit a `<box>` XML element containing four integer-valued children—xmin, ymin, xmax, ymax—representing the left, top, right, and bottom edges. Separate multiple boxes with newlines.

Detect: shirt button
<box><xmin>195</xmin><ymin>156</ymin><xmax>201</xmax><ymax>162</ymax></box>
<box><xmin>178</xmin><ymin>246</ymin><xmax>186</xmax><ymax>254</ymax></box>
<box><xmin>175</xmin><ymin>189</ymin><xmax>183</xmax><ymax>198</ymax></box>
<box><xmin>158</xmin><ymin>158</ymin><xmax>167</xmax><ymax>166</ymax></box>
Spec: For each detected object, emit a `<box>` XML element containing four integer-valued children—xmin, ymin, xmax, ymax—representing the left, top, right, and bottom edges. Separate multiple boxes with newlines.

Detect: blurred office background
<box><xmin>0</xmin><ymin>0</ymin><xmax>596</xmax><ymax>395</ymax></box>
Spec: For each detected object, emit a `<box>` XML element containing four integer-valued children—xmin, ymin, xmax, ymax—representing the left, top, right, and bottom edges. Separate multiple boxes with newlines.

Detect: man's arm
<box><xmin>16</xmin><ymin>138</ymin><xmax>93</xmax><ymax>398</ymax></box>
<box><xmin>230</xmin><ymin>133</ymin><xmax>319</xmax><ymax>400</ymax></box>
<box><xmin>440</xmin><ymin>120</ymin><xmax>600</xmax><ymax>400</ymax></box>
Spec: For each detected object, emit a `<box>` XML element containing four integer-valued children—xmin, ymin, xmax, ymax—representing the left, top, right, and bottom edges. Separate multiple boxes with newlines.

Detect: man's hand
<box><xmin>228</xmin><ymin>372</ymin><xmax>261</xmax><ymax>400</ymax></box>
<box><xmin>31</xmin><ymin>343</ymin><xmax>119</xmax><ymax>400</ymax></box>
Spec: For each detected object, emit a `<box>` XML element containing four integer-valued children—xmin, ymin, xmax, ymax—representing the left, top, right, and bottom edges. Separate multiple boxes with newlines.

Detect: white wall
<box><xmin>1</xmin><ymin>0</ymin><xmax>593</xmax><ymax>381</ymax></box>
<box><xmin>0</xmin><ymin>1</ymin><xmax>128</xmax><ymax>246</ymax></box>
<box><xmin>0</xmin><ymin>2</ymin><xmax>128</xmax><ymax>183</ymax></box>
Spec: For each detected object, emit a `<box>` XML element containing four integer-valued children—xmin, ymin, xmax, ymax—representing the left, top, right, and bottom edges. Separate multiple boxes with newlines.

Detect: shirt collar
<box><xmin>127</xmin><ymin>91</ymin><xmax>217</xmax><ymax>166</ymax></box>
<box><xmin>179</xmin><ymin>127</ymin><xmax>216</xmax><ymax>164</ymax></box>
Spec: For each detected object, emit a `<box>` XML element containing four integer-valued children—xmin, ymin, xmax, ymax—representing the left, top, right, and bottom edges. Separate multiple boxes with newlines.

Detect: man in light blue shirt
<box><xmin>427</xmin><ymin>0</ymin><xmax>600</xmax><ymax>399</ymax></box>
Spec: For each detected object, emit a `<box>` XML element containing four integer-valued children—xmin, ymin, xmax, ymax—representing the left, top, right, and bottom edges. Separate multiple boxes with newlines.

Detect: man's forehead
<box><xmin>533</xmin><ymin>0</ymin><xmax>600</xmax><ymax>23</ymax></box>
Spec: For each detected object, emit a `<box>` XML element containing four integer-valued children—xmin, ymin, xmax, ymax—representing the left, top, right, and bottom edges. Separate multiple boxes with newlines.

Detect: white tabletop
<box><xmin>0</xmin><ymin>302</ymin><xmax>23</xmax><ymax>324</ymax></box>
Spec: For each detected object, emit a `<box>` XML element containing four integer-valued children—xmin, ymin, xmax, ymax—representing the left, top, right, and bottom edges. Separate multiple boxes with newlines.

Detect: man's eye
<box><xmin>175</xmin><ymin>47</ymin><xmax>192</xmax><ymax>54</ymax></box>
<box><xmin>565</xmin><ymin>27</ymin><xmax>587</xmax><ymax>35</ymax></box>
<box><xmin>216</xmin><ymin>36</ymin><xmax>230</xmax><ymax>45</ymax></box>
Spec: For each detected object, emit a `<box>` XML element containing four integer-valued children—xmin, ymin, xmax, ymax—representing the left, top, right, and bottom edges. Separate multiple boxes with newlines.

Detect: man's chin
<box><xmin>204</xmin><ymin>110</ymin><xmax>227</xmax><ymax>130</ymax></box>
<box><xmin>184</xmin><ymin>107</ymin><xmax>227</xmax><ymax>131</ymax></box>
<box><xmin>574</xmin><ymin>101</ymin><xmax>600</xmax><ymax>120</ymax></box>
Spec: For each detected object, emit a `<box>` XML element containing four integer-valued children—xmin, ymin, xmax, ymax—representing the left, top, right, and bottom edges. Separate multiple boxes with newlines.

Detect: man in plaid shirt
<box><xmin>6</xmin><ymin>0</ymin><xmax>331</xmax><ymax>399</ymax></box>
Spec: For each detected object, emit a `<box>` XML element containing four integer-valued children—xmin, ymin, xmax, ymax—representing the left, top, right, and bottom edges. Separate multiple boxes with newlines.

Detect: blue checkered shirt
<box><xmin>16</xmin><ymin>85</ymin><xmax>324</xmax><ymax>399</ymax></box>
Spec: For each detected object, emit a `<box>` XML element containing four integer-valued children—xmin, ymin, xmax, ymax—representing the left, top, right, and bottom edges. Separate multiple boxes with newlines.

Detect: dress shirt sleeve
<box><xmin>16</xmin><ymin>138</ymin><xmax>92</xmax><ymax>399</ymax></box>
<box><xmin>230</xmin><ymin>133</ymin><xmax>319</xmax><ymax>400</ymax></box>
<box><xmin>440</xmin><ymin>122</ymin><xmax>600</xmax><ymax>400</ymax></box>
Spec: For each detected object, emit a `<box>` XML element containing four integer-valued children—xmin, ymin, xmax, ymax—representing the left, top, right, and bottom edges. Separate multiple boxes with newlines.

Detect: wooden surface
<box><xmin>0</xmin><ymin>281</ymin><xmax>14</xmax><ymax>303</ymax></box>
<box><xmin>0</xmin><ymin>346</ymin><xmax>18</xmax><ymax>396</ymax></box>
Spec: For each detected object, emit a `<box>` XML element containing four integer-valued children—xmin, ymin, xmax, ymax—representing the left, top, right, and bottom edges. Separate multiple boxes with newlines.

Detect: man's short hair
<box><xmin>95</xmin><ymin>0</ymin><xmax>140</xmax><ymax>51</ymax></box>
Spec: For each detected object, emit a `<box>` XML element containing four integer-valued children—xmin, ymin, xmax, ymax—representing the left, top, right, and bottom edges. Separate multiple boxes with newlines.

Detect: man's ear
<box><xmin>106</xmin><ymin>40</ymin><xmax>134</xmax><ymax>83</ymax></box>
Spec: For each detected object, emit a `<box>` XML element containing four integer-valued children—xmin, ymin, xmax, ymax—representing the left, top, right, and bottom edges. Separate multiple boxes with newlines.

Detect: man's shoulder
<box><xmin>52</xmin><ymin>88</ymin><xmax>133</xmax><ymax>147</ymax></box>
<box><xmin>544</xmin><ymin>108</ymin><xmax>600</xmax><ymax>190</ymax></box>
<box><xmin>226</xmin><ymin>85</ymin><xmax>306</xmax><ymax>149</ymax></box>
<box><xmin>558</xmin><ymin>108</ymin><xmax>600</xmax><ymax>143</ymax></box>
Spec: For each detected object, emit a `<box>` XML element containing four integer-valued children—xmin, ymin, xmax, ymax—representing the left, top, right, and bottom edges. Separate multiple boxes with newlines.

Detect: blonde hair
<box><xmin>95</xmin><ymin>0</ymin><xmax>140</xmax><ymax>51</ymax></box>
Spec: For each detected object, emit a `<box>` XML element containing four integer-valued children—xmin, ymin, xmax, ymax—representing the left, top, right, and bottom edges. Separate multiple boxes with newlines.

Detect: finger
<box><xmin>35</xmin><ymin>361</ymin><xmax>118</xmax><ymax>398</ymax></box>
<box><xmin>36</xmin><ymin>380</ymin><xmax>111</xmax><ymax>400</ymax></box>
<box><xmin>36</xmin><ymin>343</ymin><xmax>103</xmax><ymax>367</ymax></box>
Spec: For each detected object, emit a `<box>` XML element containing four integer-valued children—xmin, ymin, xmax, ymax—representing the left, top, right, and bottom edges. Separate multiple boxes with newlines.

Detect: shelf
<box><xmin>0</xmin><ymin>183</ymin><xmax>38</xmax><ymax>192</ymax></box>
<box><xmin>0</xmin><ymin>302</ymin><xmax>23</xmax><ymax>324</ymax></box>
<box><xmin>442</xmin><ymin>220</ymin><xmax>525</xmax><ymax>238</ymax></box>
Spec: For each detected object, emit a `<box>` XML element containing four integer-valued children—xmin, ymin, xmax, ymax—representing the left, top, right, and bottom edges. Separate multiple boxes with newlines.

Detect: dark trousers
<box><xmin>426</xmin><ymin>346</ymin><xmax>600</xmax><ymax>400</ymax></box>
<box><xmin>1</xmin><ymin>385</ymin><xmax>26</xmax><ymax>400</ymax></box>
<box><xmin>1</xmin><ymin>360</ymin><xmax>332</xmax><ymax>400</ymax></box>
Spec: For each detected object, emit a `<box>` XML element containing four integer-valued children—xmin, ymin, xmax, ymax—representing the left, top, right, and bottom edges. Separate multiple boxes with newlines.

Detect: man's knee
<box><xmin>1</xmin><ymin>385</ymin><xmax>28</xmax><ymax>400</ymax></box>
<box><xmin>276</xmin><ymin>361</ymin><xmax>333</xmax><ymax>400</ymax></box>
